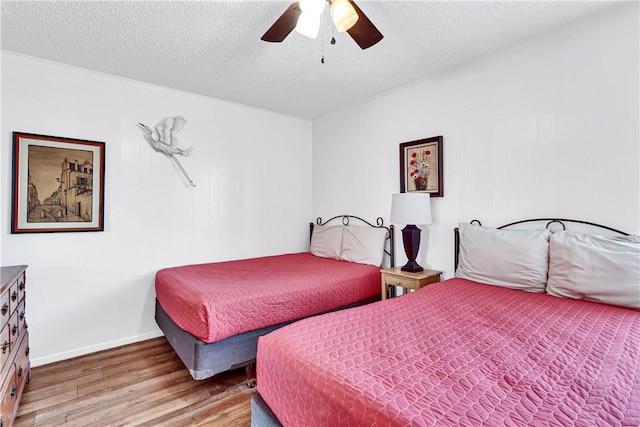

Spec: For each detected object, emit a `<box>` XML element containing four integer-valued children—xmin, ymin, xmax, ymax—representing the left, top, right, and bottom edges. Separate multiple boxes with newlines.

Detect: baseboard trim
<box><xmin>30</xmin><ymin>330</ymin><xmax>165</xmax><ymax>367</ymax></box>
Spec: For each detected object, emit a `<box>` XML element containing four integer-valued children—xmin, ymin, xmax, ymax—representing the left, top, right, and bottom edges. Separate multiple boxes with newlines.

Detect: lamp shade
<box><xmin>295</xmin><ymin>13</ymin><xmax>321</xmax><ymax>38</ymax></box>
<box><xmin>299</xmin><ymin>0</ymin><xmax>326</xmax><ymax>16</ymax></box>
<box><xmin>330</xmin><ymin>0</ymin><xmax>359</xmax><ymax>32</ymax></box>
<box><xmin>390</xmin><ymin>193</ymin><xmax>432</xmax><ymax>225</ymax></box>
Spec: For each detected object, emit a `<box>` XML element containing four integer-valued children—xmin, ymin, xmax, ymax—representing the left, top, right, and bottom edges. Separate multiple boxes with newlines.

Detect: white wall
<box><xmin>312</xmin><ymin>4</ymin><xmax>639</xmax><ymax>277</ymax></box>
<box><xmin>1</xmin><ymin>2</ymin><xmax>638</xmax><ymax>367</ymax></box>
<box><xmin>1</xmin><ymin>53</ymin><xmax>312</xmax><ymax>365</ymax></box>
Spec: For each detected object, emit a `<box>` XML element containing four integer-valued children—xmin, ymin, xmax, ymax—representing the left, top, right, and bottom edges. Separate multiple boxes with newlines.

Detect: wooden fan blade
<box><xmin>347</xmin><ymin>1</ymin><xmax>383</xmax><ymax>50</ymax></box>
<box><xmin>261</xmin><ymin>2</ymin><xmax>302</xmax><ymax>42</ymax></box>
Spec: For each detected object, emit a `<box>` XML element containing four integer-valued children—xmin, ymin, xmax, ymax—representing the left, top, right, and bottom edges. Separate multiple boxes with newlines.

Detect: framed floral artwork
<box><xmin>399</xmin><ymin>136</ymin><xmax>443</xmax><ymax>197</ymax></box>
<box><xmin>11</xmin><ymin>132</ymin><xmax>106</xmax><ymax>233</ymax></box>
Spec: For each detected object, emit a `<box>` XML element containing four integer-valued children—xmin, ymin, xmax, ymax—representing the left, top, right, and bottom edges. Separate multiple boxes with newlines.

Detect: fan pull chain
<box><xmin>331</xmin><ymin>18</ymin><xmax>336</xmax><ymax>45</ymax></box>
<box><xmin>321</xmin><ymin>12</ymin><xmax>325</xmax><ymax>64</ymax></box>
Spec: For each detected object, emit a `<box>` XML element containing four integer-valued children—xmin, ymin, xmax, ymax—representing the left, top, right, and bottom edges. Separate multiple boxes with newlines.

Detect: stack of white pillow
<box><xmin>456</xmin><ymin>223</ymin><xmax>640</xmax><ymax>310</ymax></box>
<box><xmin>310</xmin><ymin>225</ymin><xmax>388</xmax><ymax>267</ymax></box>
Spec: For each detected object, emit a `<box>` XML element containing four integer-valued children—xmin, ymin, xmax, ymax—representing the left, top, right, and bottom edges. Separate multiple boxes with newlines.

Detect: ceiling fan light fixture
<box><xmin>299</xmin><ymin>0</ymin><xmax>326</xmax><ymax>16</ymax></box>
<box><xmin>295</xmin><ymin>12</ymin><xmax>321</xmax><ymax>39</ymax></box>
<box><xmin>330</xmin><ymin>0</ymin><xmax>359</xmax><ymax>32</ymax></box>
<box><xmin>261</xmin><ymin>0</ymin><xmax>382</xmax><ymax>49</ymax></box>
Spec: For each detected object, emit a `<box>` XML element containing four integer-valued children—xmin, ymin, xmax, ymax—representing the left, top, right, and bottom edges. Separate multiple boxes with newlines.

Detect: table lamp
<box><xmin>390</xmin><ymin>193</ymin><xmax>432</xmax><ymax>272</ymax></box>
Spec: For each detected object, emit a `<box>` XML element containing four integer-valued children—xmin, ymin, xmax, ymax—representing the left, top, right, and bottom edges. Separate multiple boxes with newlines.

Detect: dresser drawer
<box><xmin>0</xmin><ymin>363</ymin><xmax>16</xmax><ymax>427</ymax></box>
<box><xmin>14</xmin><ymin>332</ymin><xmax>30</xmax><ymax>396</ymax></box>
<box><xmin>0</xmin><ymin>265</ymin><xmax>28</xmax><ymax>426</ymax></box>
<box><xmin>16</xmin><ymin>301</ymin><xmax>26</xmax><ymax>338</ymax></box>
<box><xmin>8</xmin><ymin>311</ymin><xmax>18</xmax><ymax>346</ymax></box>
<box><xmin>8</xmin><ymin>283</ymin><xmax>18</xmax><ymax>314</ymax></box>
<box><xmin>17</xmin><ymin>274</ymin><xmax>25</xmax><ymax>306</ymax></box>
<box><xmin>0</xmin><ymin>292</ymin><xmax>8</xmax><ymax>325</ymax></box>
<box><xmin>0</xmin><ymin>325</ymin><xmax>9</xmax><ymax>372</ymax></box>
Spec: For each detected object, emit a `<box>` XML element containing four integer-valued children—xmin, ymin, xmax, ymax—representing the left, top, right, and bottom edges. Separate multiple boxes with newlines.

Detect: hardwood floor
<box><xmin>14</xmin><ymin>337</ymin><xmax>254</xmax><ymax>426</ymax></box>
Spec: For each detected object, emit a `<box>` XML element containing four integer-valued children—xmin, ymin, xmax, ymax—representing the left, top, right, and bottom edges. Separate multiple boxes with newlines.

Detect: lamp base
<box><xmin>400</xmin><ymin>224</ymin><xmax>424</xmax><ymax>273</ymax></box>
<box><xmin>401</xmin><ymin>260</ymin><xmax>423</xmax><ymax>273</ymax></box>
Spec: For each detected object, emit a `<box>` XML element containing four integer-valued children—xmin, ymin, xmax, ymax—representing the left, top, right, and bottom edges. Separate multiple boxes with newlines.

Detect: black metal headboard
<box><xmin>310</xmin><ymin>215</ymin><xmax>395</xmax><ymax>268</ymax></box>
<box><xmin>454</xmin><ymin>218</ymin><xmax>632</xmax><ymax>271</ymax></box>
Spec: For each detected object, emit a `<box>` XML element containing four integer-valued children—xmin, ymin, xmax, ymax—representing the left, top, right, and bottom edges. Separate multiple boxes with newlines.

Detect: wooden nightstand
<box><xmin>380</xmin><ymin>267</ymin><xmax>442</xmax><ymax>299</ymax></box>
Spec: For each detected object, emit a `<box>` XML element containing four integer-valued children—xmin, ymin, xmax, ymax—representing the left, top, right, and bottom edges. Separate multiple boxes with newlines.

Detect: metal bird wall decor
<box><xmin>138</xmin><ymin>116</ymin><xmax>196</xmax><ymax>187</ymax></box>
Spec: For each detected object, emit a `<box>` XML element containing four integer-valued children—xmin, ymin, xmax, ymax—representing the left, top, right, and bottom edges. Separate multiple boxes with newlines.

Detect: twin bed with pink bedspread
<box><xmin>156</xmin><ymin>253</ymin><xmax>382</xmax><ymax>344</ymax></box>
<box><xmin>155</xmin><ymin>216</ymin><xmax>393</xmax><ymax>380</ymax></box>
<box><xmin>251</xmin><ymin>219</ymin><xmax>640</xmax><ymax>426</ymax></box>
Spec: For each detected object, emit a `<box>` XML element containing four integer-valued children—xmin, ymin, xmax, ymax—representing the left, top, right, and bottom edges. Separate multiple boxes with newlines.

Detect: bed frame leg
<box><xmin>245</xmin><ymin>362</ymin><xmax>257</xmax><ymax>388</ymax></box>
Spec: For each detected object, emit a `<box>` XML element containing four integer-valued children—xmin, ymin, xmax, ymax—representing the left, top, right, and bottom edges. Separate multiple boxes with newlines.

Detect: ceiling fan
<box><xmin>261</xmin><ymin>0</ymin><xmax>383</xmax><ymax>50</ymax></box>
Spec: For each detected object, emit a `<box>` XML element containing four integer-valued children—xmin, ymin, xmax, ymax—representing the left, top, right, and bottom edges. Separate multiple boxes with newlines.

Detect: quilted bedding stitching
<box><xmin>155</xmin><ymin>252</ymin><xmax>381</xmax><ymax>343</ymax></box>
<box><xmin>256</xmin><ymin>278</ymin><xmax>640</xmax><ymax>426</ymax></box>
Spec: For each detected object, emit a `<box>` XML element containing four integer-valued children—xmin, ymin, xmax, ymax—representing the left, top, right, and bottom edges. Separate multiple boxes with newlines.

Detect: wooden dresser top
<box><xmin>1</xmin><ymin>265</ymin><xmax>27</xmax><ymax>291</ymax></box>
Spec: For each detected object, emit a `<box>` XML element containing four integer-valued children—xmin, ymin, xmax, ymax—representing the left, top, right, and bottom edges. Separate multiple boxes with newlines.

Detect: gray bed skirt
<box><xmin>155</xmin><ymin>299</ymin><xmax>288</xmax><ymax>380</ymax></box>
<box><xmin>155</xmin><ymin>295</ymin><xmax>379</xmax><ymax>380</ymax></box>
<box><xmin>251</xmin><ymin>393</ymin><xmax>282</xmax><ymax>427</ymax></box>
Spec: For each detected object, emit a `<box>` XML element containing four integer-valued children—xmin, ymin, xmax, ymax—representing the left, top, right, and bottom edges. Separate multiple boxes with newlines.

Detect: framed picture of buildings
<box><xmin>11</xmin><ymin>132</ymin><xmax>105</xmax><ymax>233</ymax></box>
<box><xmin>399</xmin><ymin>136</ymin><xmax>443</xmax><ymax>197</ymax></box>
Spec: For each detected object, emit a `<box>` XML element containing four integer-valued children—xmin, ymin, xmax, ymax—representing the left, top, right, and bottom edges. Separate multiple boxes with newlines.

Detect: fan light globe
<box><xmin>331</xmin><ymin>0</ymin><xmax>359</xmax><ymax>32</ymax></box>
<box><xmin>295</xmin><ymin>13</ymin><xmax>321</xmax><ymax>38</ymax></box>
<box><xmin>299</xmin><ymin>0</ymin><xmax>326</xmax><ymax>16</ymax></box>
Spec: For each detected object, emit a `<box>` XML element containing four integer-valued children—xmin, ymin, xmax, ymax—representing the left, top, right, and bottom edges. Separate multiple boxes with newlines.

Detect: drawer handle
<box><xmin>26</xmin><ymin>346</ymin><xmax>30</xmax><ymax>356</ymax></box>
<box><xmin>12</xmin><ymin>325</ymin><xmax>17</xmax><ymax>336</ymax></box>
<box><xmin>1</xmin><ymin>304</ymin><xmax>7</xmax><ymax>316</ymax></box>
<box><xmin>19</xmin><ymin>282</ymin><xmax>25</xmax><ymax>291</ymax></box>
<box><xmin>19</xmin><ymin>311</ymin><xmax>25</xmax><ymax>321</ymax></box>
<box><xmin>2</xmin><ymin>341</ymin><xmax>8</xmax><ymax>354</ymax></box>
<box><xmin>10</xmin><ymin>385</ymin><xmax>16</xmax><ymax>398</ymax></box>
<box><xmin>11</xmin><ymin>291</ymin><xmax>17</xmax><ymax>302</ymax></box>
<box><xmin>18</xmin><ymin>367</ymin><xmax>23</xmax><ymax>378</ymax></box>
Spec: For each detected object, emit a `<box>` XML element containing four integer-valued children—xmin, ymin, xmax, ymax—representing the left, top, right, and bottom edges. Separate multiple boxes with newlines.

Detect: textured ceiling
<box><xmin>1</xmin><ymin>1</ymin><xmax>617</xmax><ymax>119</ymax></box>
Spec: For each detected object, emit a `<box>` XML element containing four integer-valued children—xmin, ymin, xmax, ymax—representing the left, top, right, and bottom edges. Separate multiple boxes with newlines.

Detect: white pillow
<box><xmin>310</xmin><ymin>226</ymin><xmax>343</xmax><ymax>259</ymax></box>
<box><xmin>340</xmin><ymin>226</ymin><xmax>388</xmax><ymax>266</ymax></box>
<box><xmin>547</xmin><ymin>231</ymin><xmax>640</xmax><ymax>310</ymax></box>
<box><xmin>455</xmin><ymin>223</ymin><xmax>551</xmax><ymax>292</ymax></box>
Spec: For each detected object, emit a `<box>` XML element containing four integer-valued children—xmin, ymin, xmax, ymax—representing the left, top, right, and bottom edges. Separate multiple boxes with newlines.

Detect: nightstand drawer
<box><xmin>385</xmin><ymin>274</ymin><xmax>422</xmax><ymax>290</ymax></box>
<box><xmin>380</xmin><ymin>267</ymin><xmax>442</xmax><ymax>300</ymax></box>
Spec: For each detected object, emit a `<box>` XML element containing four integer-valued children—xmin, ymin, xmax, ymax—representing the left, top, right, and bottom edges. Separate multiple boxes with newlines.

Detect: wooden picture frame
<box><xmin>399</xmin><ymin>136</ymin><xmax>443</xmax><ymax>197</ymax></box>
<box><xmin>11</xmin><ymin>132</ymin><xmax>105</xmax><ymax>233</ymax></box>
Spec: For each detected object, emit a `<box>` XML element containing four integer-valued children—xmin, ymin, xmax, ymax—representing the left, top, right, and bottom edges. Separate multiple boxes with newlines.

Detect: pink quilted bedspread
<box><xmin>155</xmin><ymin>253</ymin><xmax>380</xmax><ymax>343</ymax></box>
<box><xmin>257</xmin><ymin>278</ymin><xmax>640</xmax><ymax>426</ymax></box>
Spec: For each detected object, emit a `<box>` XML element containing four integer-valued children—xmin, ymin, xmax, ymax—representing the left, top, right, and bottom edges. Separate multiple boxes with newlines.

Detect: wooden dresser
<box><xmin>0</xmin><ymin>266</ymin><xmax>29</xmax><ymax>427</ymax></box>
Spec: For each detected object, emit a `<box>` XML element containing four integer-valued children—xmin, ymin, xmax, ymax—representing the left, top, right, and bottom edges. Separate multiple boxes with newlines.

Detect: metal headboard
<box><xmin>454</xmin><ymin>218</ymin><xmax>631</xmax><ymax>270</ymax></box>
<box><xmin>310</xmin><ymin>215</ymin><xmax>395</xmax><ymax>268</ymax></box>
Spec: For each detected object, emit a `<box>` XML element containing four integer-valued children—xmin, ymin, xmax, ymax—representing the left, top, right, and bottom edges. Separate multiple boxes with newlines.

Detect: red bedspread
<box><xmin>155</xmin><ymin>252</ymin><xmax>380</xmax><ymax>343</ymax></box>
<box><xmin>257</xmin><ymin>278</ymin><xmax>640</xmax><ymax>426</ymax></box>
